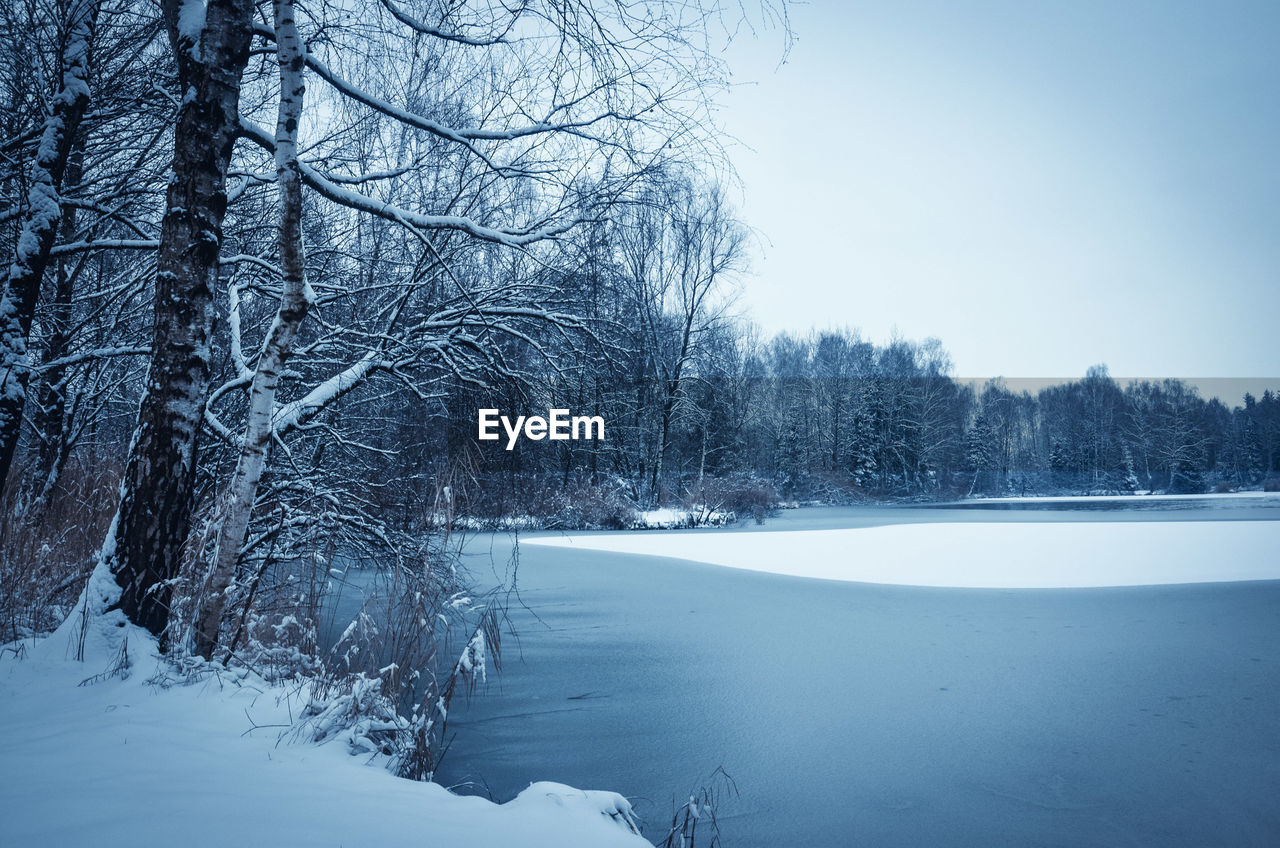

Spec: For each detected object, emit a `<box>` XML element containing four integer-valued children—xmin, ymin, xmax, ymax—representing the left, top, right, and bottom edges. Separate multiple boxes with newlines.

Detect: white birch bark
<box><xmin>194</xmin><ymin>0</ymin><xmax>310</xmax><ymax>659</ymax></box>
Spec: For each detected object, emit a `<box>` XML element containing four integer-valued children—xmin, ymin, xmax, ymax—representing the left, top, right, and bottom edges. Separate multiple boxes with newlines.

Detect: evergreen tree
<box><xmin>966</xmin><ymin>414</ymin><xmax>995</xmax><ymax>495</ymax></box>
<box><xmin>1049</xmin><ymin>438</ymin><xmax>1071</xmax><ymax>490</ymax></box>
<box><xmin>1118</xmin><ymin>446</ymin><xmax>1140</xmax><ymax>493</ymax></box>
<box><xmin>847</xmin><ymin>407</ymin><xmax>877</xmax><ymax>487</ymax></box>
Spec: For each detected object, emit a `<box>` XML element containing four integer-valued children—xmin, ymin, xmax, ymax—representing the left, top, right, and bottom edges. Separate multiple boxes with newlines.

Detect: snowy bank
<box><xmin>0</xmin><ymin>620</ymin><xmax>648</xmax><ymax>848</ymax></box>
<box><xmin>443</xmin><ymin>506</ymin><xmax>735</xmax><ymax>533</ymax></box>
<box><xmin>630</xmin><ymin>507</ymin><xmax>734</xmax><ymax>530</ymax></box>
<box><xmin>526</xmin><ymin>520</ymin><xmax>1280</xmax><ymax>588</ymax></box>
<box><xmin>958</xmin><ymin>491</ymin><xmax>1280</xmax><ymax>505</ymax></box>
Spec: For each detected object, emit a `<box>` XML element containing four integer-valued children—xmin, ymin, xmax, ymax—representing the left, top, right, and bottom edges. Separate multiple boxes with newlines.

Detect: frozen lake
<box><xmin>394</xmin><ymin>498</ymin><xmax>1280</xmax><ymax>845</ymax></box>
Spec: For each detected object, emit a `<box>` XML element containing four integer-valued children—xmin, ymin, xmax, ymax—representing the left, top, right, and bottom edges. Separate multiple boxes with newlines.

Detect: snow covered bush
<box><xmin>296</xmin><ymin>620</ymin><xmax>494</xmax><ymax>781</ymax></box>
<box><xmin>295</xmin><ymin>546</ymin><xmax>503</xmax><ymax>782</ymax></box>
<box><xmin>1169</xmin><ymin>464</ymin><xmax>1207</xmax><ymax>495</ymax></box>
<box><xmin>457</xmin><ymin>473</ymin><xmax>640</xmax><ymax>530</ymax></box>
<box><xmin>688</xmin><ymin>474</ymin><xmax>779</xmax><ymax>524</ymax></box>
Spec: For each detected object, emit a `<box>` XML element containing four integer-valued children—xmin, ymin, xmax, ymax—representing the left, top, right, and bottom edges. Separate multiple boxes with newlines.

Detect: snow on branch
<box><xmin>252</xmin><ymin>24</ymin><xmax>631</xmax><ymax>151</ymax></box>
<box><xmin>49</xmin><ymin>238</ymin><xmax>159</xmax><ymax>257</ymax></box>
<box><xmin>238</xmin><ymin>119</ymin><xmax>581</xmax><ymax>247</ymax></box>
<box><xmin>377</xmin><ymin>0</ymin><xmax>517</xmax><ymax>46</ymax></box>
<box><xmin>271</xmin><ymin>351</ymin><xmax>383</xmax><ymax>436</ymax></box>
<box><xmin>31</xmin><ymin>346</ymin><xmax>149</xmax><ymax>374</ymax></box>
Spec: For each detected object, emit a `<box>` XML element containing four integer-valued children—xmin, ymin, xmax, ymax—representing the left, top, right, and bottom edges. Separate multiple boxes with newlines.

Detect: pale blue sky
<box><xmin>719</xmin><ymin>0</ymin><xmax>1279</xmax><ymax>379</ymax></box>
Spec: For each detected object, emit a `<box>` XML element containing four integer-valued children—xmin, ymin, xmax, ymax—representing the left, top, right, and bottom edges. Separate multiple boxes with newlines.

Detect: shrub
<box><xmin>457</xmin><ymin>473</ymin><xmax>638</xmax><ymax>530</ymax></box>
<box><xmin>689</xmin><ymin>474</ymin><xmax>778</xmax><ymax>523</ymax></box>
<box><xmin>1168</xmin><ymin>467</ymin><xmax>1206</xmax><ymax>495</ymax></box>
<box><xmin>294</xmin><ymin>542</ymin><xmax>502</xmax><ymax>783</ymax></box>
<box><xmin>657</xmin><ymin>768</ymin><xmax>737</xmax><ymax>848</ymax></box>
<box><xmin>0</xmin><ymin>457</ymin><xmax>120</xmax><ymax>642</ymax></box>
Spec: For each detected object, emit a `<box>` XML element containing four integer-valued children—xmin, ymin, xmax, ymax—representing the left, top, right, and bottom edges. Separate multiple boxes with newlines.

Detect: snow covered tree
<box><xmin>847</xmin><ymin>406</ymin><xmax>877</xmax><ymax>488</ymax></box>
<box><xmin>191</xmin><ymin>0</ymin><xmax>311</xmax><ymax>659</ymax></box>
<box><xmin>1118</xmin><ymin>445</ymin><xmax>1140</xmax><ymax>494</ymax></box>
<box><xmin>89</xmin><ymin>0</ymin><xmax>773</xmax><ymax>649</ymax></box>
<box><xmin>103</xmin><ymin>0</ymin><xmax>258</xmax><ymax>640</ymax></box>
<box><xmin>0</xmin><ymin>0</ymin><xmax>101</xmax><ymax>491</ymax></box>
<box><xmin>617</xmin><ymin>177</ymin><xmax>746</xmax><ymax>505</ymax></box>
<box><xmin>965</xmin><ymin>413</ymin><xmax>994</xmax><ymax>495</ymax></box>
<box><xmin>1048</xmin><ymin>438</ymin><xmax>1070</xmax><ymax>488</ymax></box>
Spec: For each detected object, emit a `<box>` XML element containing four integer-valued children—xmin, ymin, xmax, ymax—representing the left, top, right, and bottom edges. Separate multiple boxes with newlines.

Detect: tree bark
<box><xmin>0</xmin><ymin>0</ymin><xmax>100</xmax><ymax>493</ymax></box>
<box><xmin>105</xmin><ymin>0</ymin><xmax>255</xmax><ymax>641</ymax></box>
<box><xmin>194</xmin><ymin>0</ymin><xmax>310</xmax><ymax>659</ymax></box>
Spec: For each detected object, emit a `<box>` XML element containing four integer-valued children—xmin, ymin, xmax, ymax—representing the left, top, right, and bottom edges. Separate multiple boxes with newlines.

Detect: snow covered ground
<box><xmin>0</xmin><ymin>614</ymin><xmax>649</xmax><ymax>847</ymax></box>
<box><xmin>526</xmin><ymin>519</ymin><xmax>1280</xmax><ymax>588</ymax></box>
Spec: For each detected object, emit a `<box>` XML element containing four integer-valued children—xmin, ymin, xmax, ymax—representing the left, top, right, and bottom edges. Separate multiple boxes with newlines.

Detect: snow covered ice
<box><xmin>440</xmin><ymin>505</ymin><xmax>1280</xmax><ymax>847</ymax></box>
<box><xmin>527</xmin><ymin>516</ymin><xmax>1280</xmax><ymax>588</ymax></box>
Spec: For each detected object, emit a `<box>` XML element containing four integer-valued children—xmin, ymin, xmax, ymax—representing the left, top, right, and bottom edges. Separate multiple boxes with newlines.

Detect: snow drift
<box><xmin>0</xmin><ymin>610</ymin><xmax>649</xmax><ymax>848</ymax></box>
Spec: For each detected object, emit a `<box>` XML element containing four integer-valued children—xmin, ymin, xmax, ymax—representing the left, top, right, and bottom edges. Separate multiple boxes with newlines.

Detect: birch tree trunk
<box><xmin>105</xmin><ymin>0</ymin><xmax>254</xmax><ymax>640</ymax></box>
<box><xmin>30</xmin><ymin>141</ymin><xmax>85</xmax><ymax>509</ymax></box>
<box><xmin>193</xmin><ymin>0</ymin><xmax>310</xmax><ymax>659</ymax></box>
<box><xmin>0</xmin><ymin>0</ymin><xmax>100</xmax><ymax>493</ymax></box>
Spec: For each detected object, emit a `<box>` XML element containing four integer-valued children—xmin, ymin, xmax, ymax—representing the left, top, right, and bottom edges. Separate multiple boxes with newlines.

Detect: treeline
<box><xmin>416</xmin><ymin>329</ymin><xmax>1280</xmax><ymax>523</ymax></box>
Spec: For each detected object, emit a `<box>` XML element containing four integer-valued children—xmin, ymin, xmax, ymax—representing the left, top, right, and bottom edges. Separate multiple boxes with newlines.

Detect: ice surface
<box><xmin>440</xmin><ymin>508</ymin><xmax>1280</xmax><ymax>847</ymax></box>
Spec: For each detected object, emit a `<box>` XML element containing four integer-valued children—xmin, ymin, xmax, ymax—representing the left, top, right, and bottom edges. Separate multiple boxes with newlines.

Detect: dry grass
<box><xmin>657</xmin><ymin>767</ymin><xmax>738</xmax><ymax>848</ymax></box>
<box><xmin>271</xmin><ymin>466</ymin><xmax>509</xmax><ymax>782</ymax></box>
<box><xmin>0</xmin><ymin>457</ymin><xmax>120</xmax><ymax>643</ymax></box>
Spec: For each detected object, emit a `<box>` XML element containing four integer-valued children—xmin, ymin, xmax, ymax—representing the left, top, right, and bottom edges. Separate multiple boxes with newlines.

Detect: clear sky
<box><xmin>718</xmin><ymin>0</ymin><xmax>1279</xmax><ymax>380</ymax></box>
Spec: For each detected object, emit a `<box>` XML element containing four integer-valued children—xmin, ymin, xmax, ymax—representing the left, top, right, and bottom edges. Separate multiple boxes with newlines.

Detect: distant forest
<box><xmin>432</xmin><ymin>331</ymin><xmax>1280</xmax><ymax>524</ymax></box>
